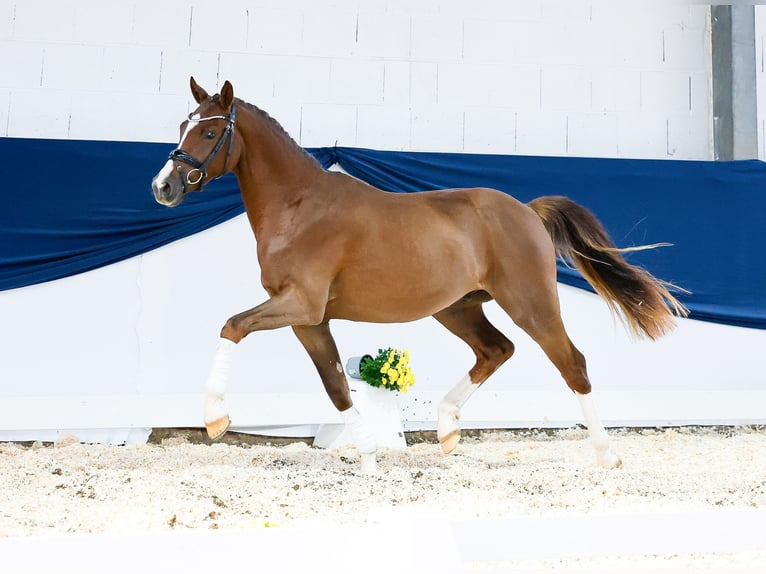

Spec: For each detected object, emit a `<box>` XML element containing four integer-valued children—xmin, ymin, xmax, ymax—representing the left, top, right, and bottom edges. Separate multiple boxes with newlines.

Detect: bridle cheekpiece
<box><xmin>168</xmin><ymin>105</ymin><xmax>237</xmax><ymax>190</ymax></box>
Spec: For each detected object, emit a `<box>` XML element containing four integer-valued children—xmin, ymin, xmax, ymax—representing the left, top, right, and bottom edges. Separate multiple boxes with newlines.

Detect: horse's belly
<box><xmin>324</xmin><ymin>274</ymin><xmax>477</xmax><ymax>324</ymax></box>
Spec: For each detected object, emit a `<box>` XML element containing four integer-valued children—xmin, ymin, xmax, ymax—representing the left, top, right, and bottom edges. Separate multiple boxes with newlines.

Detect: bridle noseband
<box><xmin>168</xmin><ymin>105</ymin><xmax>237</xmax><ymax>190</ymax></box>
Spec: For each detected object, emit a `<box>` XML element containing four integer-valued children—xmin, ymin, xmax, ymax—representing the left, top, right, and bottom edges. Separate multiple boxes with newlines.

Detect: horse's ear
<box><xmin>220</xmin><ymin>80</ymin><xmax>234</xmax><ymax>110</ymax></box>
<box><xmin>190</xmin><ymin>76</ymin><xmax>209</xmax><ymax>104</ymax></box>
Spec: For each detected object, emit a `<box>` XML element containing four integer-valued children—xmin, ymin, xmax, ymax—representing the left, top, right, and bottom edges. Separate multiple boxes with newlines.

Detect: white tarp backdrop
<box><xmin>1</xmin><ymin>2</ymin><xmax>765</xmax><ymax>443</ymax></box>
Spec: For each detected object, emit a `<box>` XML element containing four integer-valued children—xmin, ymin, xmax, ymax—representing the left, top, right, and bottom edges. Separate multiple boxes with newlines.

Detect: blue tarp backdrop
<box><xmin>1</xmin><ymin>137</ymin><xmax>764</xmax><ymax>329</ymax></box>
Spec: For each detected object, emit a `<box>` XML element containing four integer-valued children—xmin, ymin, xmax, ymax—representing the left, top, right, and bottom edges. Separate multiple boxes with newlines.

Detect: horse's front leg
<box><xmin>292</xmin><ymin>323</ymin><xmax>378</xmax><ymax>474</ymax></box>
<box><xmin>203</xmin><ymin>289</ymin><xmax>323</xmax><ymax>440</ymax></box>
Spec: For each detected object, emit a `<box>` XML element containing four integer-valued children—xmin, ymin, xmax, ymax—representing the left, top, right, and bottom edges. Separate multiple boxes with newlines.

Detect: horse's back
<box><xmin>330</xmin><ymin>175</ymin><xmax>553</xmax><ymax>271</ymax></box>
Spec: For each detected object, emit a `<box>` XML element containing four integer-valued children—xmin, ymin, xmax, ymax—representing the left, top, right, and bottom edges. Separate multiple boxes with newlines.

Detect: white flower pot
<box><xmin>313</xmin><ymin>358</ymin><xmax>406</xmax><ymax>450</ymax></box>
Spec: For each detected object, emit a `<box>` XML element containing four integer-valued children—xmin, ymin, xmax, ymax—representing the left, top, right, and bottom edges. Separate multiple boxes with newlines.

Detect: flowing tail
<box><xmin>528</xmin><ymin>195</ymin><xmax>689</xmax><ymax>340</ymax></box>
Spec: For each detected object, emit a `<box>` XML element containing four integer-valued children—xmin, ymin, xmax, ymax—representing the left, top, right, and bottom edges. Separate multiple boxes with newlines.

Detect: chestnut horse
<box><xmin>152</xmin><ymin>78</ymin><xmax>687</xmax><ymax>473</ymax></box>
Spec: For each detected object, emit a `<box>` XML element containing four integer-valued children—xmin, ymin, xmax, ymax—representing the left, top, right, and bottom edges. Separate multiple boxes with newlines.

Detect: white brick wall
<box><xmin>0</xmin><ymin>0</ymin><xmax>718</xmax><ymax>159</ymax></box>
<box><xmin>756</xmin><ymin>6</ymin><xmax>766</xmax><ymax>160</ymax></box>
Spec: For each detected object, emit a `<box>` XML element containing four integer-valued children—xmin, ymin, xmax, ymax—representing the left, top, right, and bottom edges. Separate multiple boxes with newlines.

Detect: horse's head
<box><xmin>152</xmin><ymin>77</ymin><xmax>238</xmax><ymax>207</ymax></box>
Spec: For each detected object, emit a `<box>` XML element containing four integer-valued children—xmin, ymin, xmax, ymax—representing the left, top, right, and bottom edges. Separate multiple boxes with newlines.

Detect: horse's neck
<box><xmin>233</xmin><ymin>106</ymin><xmax>324</xmax><ymax>235</ymax></box>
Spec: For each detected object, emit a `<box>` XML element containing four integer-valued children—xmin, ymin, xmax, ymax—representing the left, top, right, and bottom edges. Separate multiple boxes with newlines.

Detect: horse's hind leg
<box><xmin>292</xmin><ymin>322</ymin><xmax>378</xmax><ymax>474</ymax></box>
<box><xmin>433</xmin><ymin>297</ymin><xmax>515</xmax><ymax>454</ymax></box>
<box><xmin>504</xmin><ymin>298</ymin><xmax>622</xmax><ymax>469</ymax></box>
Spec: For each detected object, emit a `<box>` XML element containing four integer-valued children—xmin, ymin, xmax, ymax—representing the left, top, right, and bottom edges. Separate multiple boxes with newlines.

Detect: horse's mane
<box><xmin>231</xmin><ymin>97</ymin><xmax>321</xmax><ymax>168</ymax></box>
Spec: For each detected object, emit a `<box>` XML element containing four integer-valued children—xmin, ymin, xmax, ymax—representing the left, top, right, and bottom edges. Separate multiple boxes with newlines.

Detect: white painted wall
<box><xmin>1</xmin><ymin>1</ymin><xmax>712</xmax><ymax>158</ymax></box>
<box><xmin>2</xmin><ymin>2</ymin><xmax>764</xmax><ymax>443</ymax></box>
<box><xmin>755</xmin><ymin>6</ymin><xmax>766</xmax><ymax>160</ymax></box>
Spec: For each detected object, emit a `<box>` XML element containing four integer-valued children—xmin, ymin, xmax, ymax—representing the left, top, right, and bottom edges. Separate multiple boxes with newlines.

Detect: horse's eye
<box><xmin>205</xmin><ymin>131</ymin><xmax>216</xmax><ymax>139</ymax></box>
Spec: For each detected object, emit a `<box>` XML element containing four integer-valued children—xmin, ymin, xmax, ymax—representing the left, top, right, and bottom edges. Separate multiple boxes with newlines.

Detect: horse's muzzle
<box><xmin>152</xmin><ymin>164</ymin><xmax>186</xmax><ymax>207</ymax></box>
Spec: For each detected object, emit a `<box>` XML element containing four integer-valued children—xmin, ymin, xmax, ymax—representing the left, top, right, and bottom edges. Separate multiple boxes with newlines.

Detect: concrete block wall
<box><xmin>756</xmin><ymin>6</ymin><xmax>766</xmax><ymax>160</ymax></box>
<box><xmin>1</xmin><ymin>1</ymin><xmax>713</xmax><ymax>159</ymax></box>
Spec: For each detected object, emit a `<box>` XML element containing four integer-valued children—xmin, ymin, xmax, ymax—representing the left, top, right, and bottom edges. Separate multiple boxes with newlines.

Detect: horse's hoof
<box><xmin>205</xmin><ymin>416</ymin><xmax>230</xmax><ymax>440</ymax></box>
<box><xmin>439</xmin><ymin>430</ymin><xmax>461</xmax><ymax>454</ymax></box>
<box><xmin>598</xmin><ymin>451</ymin><xmax>623</xmax><ymax>469</ymax></box>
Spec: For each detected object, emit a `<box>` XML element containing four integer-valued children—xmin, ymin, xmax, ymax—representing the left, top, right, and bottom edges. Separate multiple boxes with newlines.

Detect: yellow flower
<box><xmin>360</xmin><ymin>348</ymin><xmax>415</xmax><ymax>392</ymax></box>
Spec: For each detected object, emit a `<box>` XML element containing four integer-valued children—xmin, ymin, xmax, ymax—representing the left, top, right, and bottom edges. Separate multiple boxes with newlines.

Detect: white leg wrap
<box><xmin>340</xmin><ymin>405</ymin><xmax>378</xmax><ymax>475</ymax></box>
<box><xmin>576</xmin><ymin>392</ymin><xmax>622</xmax><ymax>469</ymax></box>
<box><xmin>340</xmin><ymin>406</ymin><xmax>377</xmax><ymax>454</ymax></box>
<box><xmin>437</xmin><ymin>374</ymin><xmax>480</xmax><ymax>442</ymax></box>
<box><xmin>204</xmin><ymin>338</ymin><xmax>236</xmax><ymax>426</ymax></box>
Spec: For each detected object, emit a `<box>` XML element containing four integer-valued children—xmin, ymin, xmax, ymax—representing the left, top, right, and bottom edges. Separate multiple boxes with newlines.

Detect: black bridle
<box><xmin>168</xmin><ymin>105</ymin><xmax>237</xmax><ymax>191</ymax></box>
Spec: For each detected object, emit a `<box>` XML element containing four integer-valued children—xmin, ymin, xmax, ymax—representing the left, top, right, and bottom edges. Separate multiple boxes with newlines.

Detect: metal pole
<box><xmin>711</xmin><ymin>5</ymin><xmax>757</xmax><ymax>160</ymax></box>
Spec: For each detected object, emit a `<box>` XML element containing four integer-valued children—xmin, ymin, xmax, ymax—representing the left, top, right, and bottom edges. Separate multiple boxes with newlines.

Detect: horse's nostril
<box><xmin>152</xmin><ymin>179</ymin><xmax>169</xmax><ymax>195</ymax></box>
